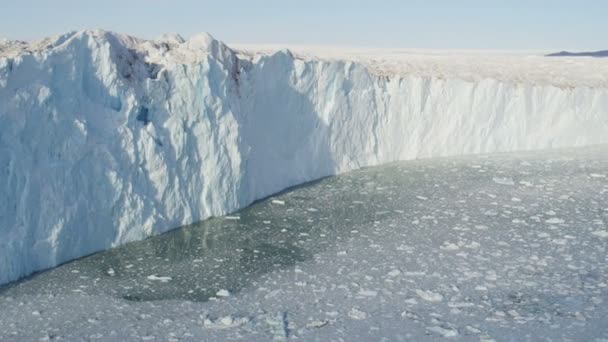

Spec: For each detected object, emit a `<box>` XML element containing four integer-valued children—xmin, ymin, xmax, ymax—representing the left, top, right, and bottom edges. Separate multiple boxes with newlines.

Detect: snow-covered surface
<box><xmin>1</xmin><ymin>29</ymin><xmax>608</xmax><ymax>285</ymax></box>
<box><xmin>1</xmin><ymin>146</ymin><xmax>607</xmax><ymax>341</ymax></box>
<box><xmin>235</xmin><ymin>44</ymin><xmax>608</xmax><ymax>88</ymax></box>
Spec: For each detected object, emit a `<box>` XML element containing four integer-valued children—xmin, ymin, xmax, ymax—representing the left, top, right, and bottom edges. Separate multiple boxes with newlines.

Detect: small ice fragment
<box><xmin>466</xmin><ymin>241</ymin><xmax>481</xmax><ymax>249</ymax></box>
<box><xmin>466</xmin><ymin>326</ymin><xmax>481</xmax><ymax>334</ymax></box>
<box><xmin>106</xmin><ymin>267</ymin><xmax>115</xmax><ymax>276</ymax></box>
<box><xmin>216</xmin><ymin>289</ymin><xmax>230</xmax><ymax>297</ymax></box>
<box><xmin>387</xmin><ymin>269</ymin><xmax>402</xmax><ymax>277</ymax></box>
<box><xmin>590</xmin><ymin>173</ymin><xmax>606</xmax><ymax>178</ymax></box>
<box><xmin>271</xmin><ymin>200</ymin><xmax>285</xmax><ymax>205</ymax></box>
<box><xmin>203</xmin><ymin>315</ymin><xmax>249</xmax><ymax>329</ymax></box>
<box><xmin>507</xmin><ymin>310</ymin><xmax>520</xmax><ymax>318</ymax></box>
<box><xmin>306</xmin><ymin>320</ymin><xmax>329</xmax><ymax>328</ymax></box>
<box><xmin>416</xmin><ymin>196</ymin><xmax>428</xmax><ymax>201</ymax></box>
<box><xmin>220</xmin><ymin>316</ymin><xmax>233</xmax><ymax>326</ymax></box>
<box><xmin>307</xmin><ymin>208</ymin><xmax>319</xmax><ymax>212</ymax></box>
<box><xmin>358</xmin><ymin>289</ymin><xmax>378</xmax><ymax>297</ymax></box>
<box><xmin>404</xmin><ymin>298</ymin><xmax>418</xmax><ymax>305</ymax></box>
<box><xmin>545</xmin><ymin>218</ymin><xmax>565</xmax><ymax>224</ymax></box>
<box><xmin>448</xmin><ymin>302</ymin><xmax>474</xmax><ymax>308</ymax></box>
<box><xmin>592</xmin><ymin>230</ymin><xmax>608</xmax><ymax>238</ymax></box>
<box><xmin>440</xmin><ymin>242</ymin><xmax>459</xmax><ymax>251</ymax></box>
<box><xmin>492</xmin><ymin>177</ymin><xmax>515</xmax><ymax>186</ymax></box>
<box><xmin>147</xmin><ymin>275</ymin><xmax>172</xmax><ymax>282</ymax></box>
<box><xmin>225</xmin><ymin>216</ymin><xmax>240</xmax><ymax>220</ymax></box>
<box><xmin>415</xmin><ymin>289</ymin><xmax>444</xmax><ymax>302</ymax></box>
<box><xmin>427</xmin><ymin>326</ymin><xmax>459</xmax><ymax>338</ymax></box>
<box><xmin>348</xmin><ymin>307</ymin><xmax>368</xmax><ymax>320</ymax></box>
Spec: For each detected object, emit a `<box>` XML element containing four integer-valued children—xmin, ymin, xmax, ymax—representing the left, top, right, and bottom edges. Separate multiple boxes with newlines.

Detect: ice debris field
<box><xmin>0</xmin><ymin>29</ymin><xmax>607</xmax><ymax>291</ymax></box>
<box><xmin>1</xmin><ymin>146</ymin><xmax>607</xmax><ymax>341</ymax></box>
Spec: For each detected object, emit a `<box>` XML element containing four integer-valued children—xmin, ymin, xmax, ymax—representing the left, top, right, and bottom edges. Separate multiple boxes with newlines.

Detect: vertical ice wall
<box><xmin>1</xmin><ymin>30</ymin><xmax>607</xmax><ymax>285</ymax></box>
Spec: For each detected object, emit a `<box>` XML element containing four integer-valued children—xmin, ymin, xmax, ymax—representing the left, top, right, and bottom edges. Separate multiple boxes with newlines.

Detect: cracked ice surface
<box><xmin>1</xmin><ymin>145</ymin><xmax>607</xmax><ymax>341</ymax></box>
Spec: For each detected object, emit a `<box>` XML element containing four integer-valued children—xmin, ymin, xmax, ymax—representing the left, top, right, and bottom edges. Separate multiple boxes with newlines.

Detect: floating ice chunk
<box><xmin>358</xmin><ymin>289</ymin><xmax>378</xmax><ymax>297</ymax></box>
<box><xmin>440</xmin><ymin>242</ymin><xmax>460</xmax><ymax>251</ymax></box>
<box><xmin>404</xmin><ymin>298</ymin><xmax>418</xmax><ymax>305</ymax></box>
<box><xmin>466</xmin><ymin>326</ymin><xmax>481</xmax><ymax>334</ymax></box>
<box><xmin>492</xmin><ymin>177</ymin><xmax>515</xmax><ymax>186</ymax></box>
<box><xmin>271</xmin><ymin>200</ymin><xmax>286</xmax><ymax>205</ymax></box>
<box><xmin>387</xmin><ymin>269</ymin><xmax>402</xmax><ymax>277</ymax></box>
<box><xmin>348</xmin><ymin>307</ymin><xmax>368</xmax><ymax>320</ymax></box>
<box><xmin>448</xmin><ymin>302</ymin><xmax>474</xmax><ymax>308</ymax></box>
<box><xmin>427</xmin><ymin>326</ymin><xmax>459</xmax><ymax>338</ymax></box>
<box><xmin>106</xmin><ymin>267</ymin><xmax>116</xmax><ymax>276</ymax></box>
<box><xmin>592</xmin><ymin>230</ymin><xmax>608</xmax><ymax>238</ymax></box>
<box><xmin>203</xmin><ymin>315</ymin><xmax>249</xmax><ymax>329</ymax></box>
<box><xmin>415</xmin><ymin>289</ymin><xmax>444</xmax><ymax>302</ymax></box>
<box><xmin>590</xmin><ymin>173</ymin><xmax>606</xmax><ymax>178</ymax></box>
<box><xmin>147</xmin><ymin>275</ymin><xmax>172</xmax><ymax>282</ymax></box>
<box><xmin>507</xmin><ymin>310</ymin><xmax>520</xmax><ymax>318</ymax></box>
<box><xmin>224</xmin><ymin>216</ymin><xmax>240</xmax><ymax>220</ymax></box>
<box><xmin>306</xmin><ymin>320</ymin><xmax>329</xmax><ymax>328</ymax></box>
<box><xmin>545</xmin><ymin>218</ymin><xmax>565</xmax><ymax>224</ymax></box>
<box><xmin>216</xmin><ymin>289</ymin><xmax>230</xmax><ymax>297</ymax></box>
<box><xmin>466</xmin><ymin>241</ymin><xmax>481</xmax><ymax>249</ymax></box>
<box><xmin>416</xmin><ymin>196</ymin><xmax>428</xmax><ymax>201</ymax></box>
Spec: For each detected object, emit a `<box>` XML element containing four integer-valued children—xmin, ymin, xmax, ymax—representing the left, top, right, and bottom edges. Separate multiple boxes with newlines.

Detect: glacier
<box><xmin>1</xmin><ymin>30</ymin><xmax>607</xmax><ymax>285</ymax></box>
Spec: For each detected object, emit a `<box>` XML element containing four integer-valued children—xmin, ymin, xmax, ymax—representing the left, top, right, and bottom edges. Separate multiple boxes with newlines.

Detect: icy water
<box><xmin>1</xmin><ymin>146</ymin><xmax>608</xmax><ymax>341</ymax></box>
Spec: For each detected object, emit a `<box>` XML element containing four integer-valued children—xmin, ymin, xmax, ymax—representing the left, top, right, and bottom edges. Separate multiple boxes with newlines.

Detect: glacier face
<box><xmin>1</xmin><ymin>30</ymin><xmax>607</xmax><ymax>285</ymax></box>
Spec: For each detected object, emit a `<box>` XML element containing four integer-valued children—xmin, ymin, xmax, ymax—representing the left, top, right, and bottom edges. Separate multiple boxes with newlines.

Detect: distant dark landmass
<box><xmin>546</xmin><ymin>50</ymin><xmax>608</xmax><ymax>57</ymax></box>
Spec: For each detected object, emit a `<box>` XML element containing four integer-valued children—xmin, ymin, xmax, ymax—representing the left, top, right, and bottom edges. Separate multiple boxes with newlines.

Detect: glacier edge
<box><xmin>1</xmin><ymin>30</ymin><xmax>607</xmax><ymax>285</ymax></box>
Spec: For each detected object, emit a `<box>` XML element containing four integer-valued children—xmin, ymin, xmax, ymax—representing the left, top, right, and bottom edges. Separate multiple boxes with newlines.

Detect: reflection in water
<box><xmin>79</xmin><ymin>167</ymin><xmax>415</xmax><ymax>302</ymax></box>
<box><xmin>83</xmin><ymin>215</ymin><xmax>312</xmax><ymax>302</ymax></box>
<box><xmin>5</xmin><ymin>161</ymin><xmax>419</xmax><ymax>302</ymax></box>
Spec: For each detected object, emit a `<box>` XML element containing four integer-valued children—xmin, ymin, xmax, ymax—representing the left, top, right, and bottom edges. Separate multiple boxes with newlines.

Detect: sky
<box><xmin>1</xmin><ymin>0</ymin><xmax>606</xmax><ymax>50</ymax></box>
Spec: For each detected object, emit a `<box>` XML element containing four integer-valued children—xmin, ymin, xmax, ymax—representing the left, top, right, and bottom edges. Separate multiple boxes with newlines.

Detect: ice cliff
<box><xmin>1</xmin><ymin>30</ymin><xmax>607</xmax><ymax>285</ymax></box>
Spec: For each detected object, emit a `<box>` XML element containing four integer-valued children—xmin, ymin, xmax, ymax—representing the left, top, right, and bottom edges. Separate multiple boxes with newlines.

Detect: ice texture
<box><xmin>1</xmin><ymin>29</ymin><xmax>608</xmax><ymax>285</ymax></box>
<box><xmin>1</xmin><ymin>146</ymin><xmax>607</xmax><ymax>341</ymax></box>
